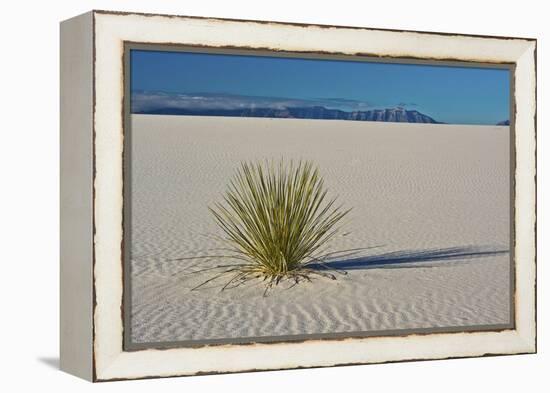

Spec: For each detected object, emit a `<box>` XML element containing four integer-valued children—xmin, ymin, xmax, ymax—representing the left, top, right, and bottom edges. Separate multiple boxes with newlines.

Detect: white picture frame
<box><xmin>60</xmin><ymin>10</ymin><xmax>536</xmax><ymax>382</ymax></box>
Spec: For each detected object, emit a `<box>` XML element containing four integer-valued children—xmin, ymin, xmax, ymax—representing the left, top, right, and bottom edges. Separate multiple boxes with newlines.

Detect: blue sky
<box><xmin>131</xmin><ymin>49</ymin><xmax>510</xmax><ymax>125</ymax></box>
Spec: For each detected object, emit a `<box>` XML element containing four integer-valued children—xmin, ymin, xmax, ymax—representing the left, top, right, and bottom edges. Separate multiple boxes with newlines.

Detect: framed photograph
<box><xmin>60</xmin><ymin>10</ymin><xmax>537</xmax><ymax>382</ymax></box>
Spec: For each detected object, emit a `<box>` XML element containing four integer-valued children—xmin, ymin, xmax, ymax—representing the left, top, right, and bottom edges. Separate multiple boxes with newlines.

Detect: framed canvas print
<box><xmin>60</xmin><ymin>10</ymin><xmax>537</xmax><ymax>382</ymax></box>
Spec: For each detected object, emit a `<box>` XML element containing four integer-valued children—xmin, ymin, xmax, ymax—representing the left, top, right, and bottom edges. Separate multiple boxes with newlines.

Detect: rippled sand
<box><xmin>129</xmin><ymin>115</ymin><xmax>512</xmax><ymax>345</ymax></box>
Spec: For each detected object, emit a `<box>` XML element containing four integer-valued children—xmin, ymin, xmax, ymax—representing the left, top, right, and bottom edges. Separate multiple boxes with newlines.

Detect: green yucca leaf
<box><xmin>207</xmin><ymin>159</ymin><xmax>351</xmax><ymax>284</ymax></box>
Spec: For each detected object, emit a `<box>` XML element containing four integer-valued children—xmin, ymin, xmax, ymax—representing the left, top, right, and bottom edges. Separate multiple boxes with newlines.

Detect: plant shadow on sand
<box><xmin>307</xmin><ymin>245</ymin><xmax>509</xmax><ymax>272</ymax></box>
<box><xmin>178</xmin><ymin>245</ymin><xmax>509</xmax><ymax>294</ymax></box>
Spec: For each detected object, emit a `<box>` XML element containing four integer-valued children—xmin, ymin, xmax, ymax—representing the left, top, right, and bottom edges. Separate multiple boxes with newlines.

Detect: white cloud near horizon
<box><xmin>131</xmin><ymin>91</ymin><xmax>379</xmax><ymax>112</ymax></box>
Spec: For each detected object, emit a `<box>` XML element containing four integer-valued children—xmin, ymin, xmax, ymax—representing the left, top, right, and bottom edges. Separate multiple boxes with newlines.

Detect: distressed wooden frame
<box><xmin>60</xmin><ymin>10</ymin><xmax>537</xmax><ymax>382</ymax></box>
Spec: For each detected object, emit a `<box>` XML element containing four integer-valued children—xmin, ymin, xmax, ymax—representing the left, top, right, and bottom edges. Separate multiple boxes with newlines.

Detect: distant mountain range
<box><xmin>131</xmin><ymin>91</ymin><xmax>444</xmax><ymax>124</ymax></box>
<box><xmin>496</xmin><ymin>120</ymin><xmax>510</xmax><ymax>126</ymax></box>
<box><xmin>134</xmin><ymin>105</ymin><xmax>442</xmax><ymax>124</ymax></box>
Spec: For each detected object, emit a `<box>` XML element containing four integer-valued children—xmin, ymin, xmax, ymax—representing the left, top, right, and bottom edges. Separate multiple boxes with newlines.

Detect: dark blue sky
<box><xmin>131</xmin><ymin>49</ymin><xmax>510</xmax><ymax>125</ymax></box>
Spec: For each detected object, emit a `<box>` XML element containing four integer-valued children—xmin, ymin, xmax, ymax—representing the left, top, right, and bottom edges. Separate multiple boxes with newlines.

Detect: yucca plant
<box><xmin>189</xmin><ymin>159</ymin><xmax>351</xmax><ymax>293</ymax></box>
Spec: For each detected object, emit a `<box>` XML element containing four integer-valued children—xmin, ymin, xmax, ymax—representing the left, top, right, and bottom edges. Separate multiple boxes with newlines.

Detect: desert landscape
<box><xmin>128</xmin><ymin>114</ymin><xmax>512</xmax><ymax>345</ymax></box>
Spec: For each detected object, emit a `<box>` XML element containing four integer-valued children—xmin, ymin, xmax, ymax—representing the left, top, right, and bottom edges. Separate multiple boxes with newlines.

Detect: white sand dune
<box><xmin>129</xmin><ymin>114</ymin><xmax>511</xmax><ymax>344</ymax></box>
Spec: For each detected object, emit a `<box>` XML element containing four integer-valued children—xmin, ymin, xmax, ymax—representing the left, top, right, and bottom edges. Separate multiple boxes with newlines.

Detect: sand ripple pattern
<box><xmin>130</xmin><ymin>115</ymin><xmax>511</xmax><ymax>344</ymax></box>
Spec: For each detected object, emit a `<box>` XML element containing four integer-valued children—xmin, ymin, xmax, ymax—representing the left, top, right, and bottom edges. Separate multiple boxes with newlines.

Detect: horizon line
<box><xmin>130</xmin><ymin>90</ymin><xmax>510</xmax><ymax>125</ymax></box>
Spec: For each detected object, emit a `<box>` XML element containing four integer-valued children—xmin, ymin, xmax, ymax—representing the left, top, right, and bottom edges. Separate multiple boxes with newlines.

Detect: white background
<box><xmin>0</xmin><ymin>0</ymin><xmax>546</xmax><ymax>391</ymax></box>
